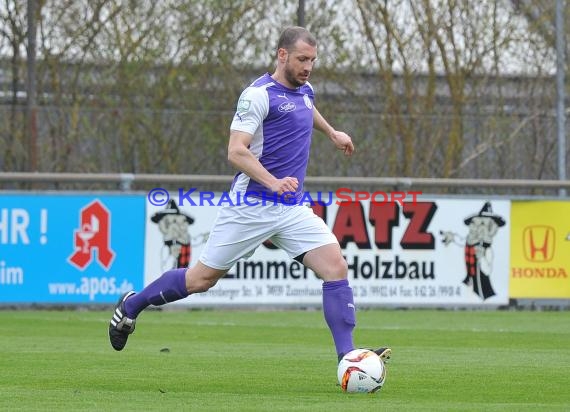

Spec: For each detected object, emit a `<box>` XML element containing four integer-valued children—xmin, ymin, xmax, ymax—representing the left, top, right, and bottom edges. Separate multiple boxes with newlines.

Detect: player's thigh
<box><xmin>303</xmin><ymin>243</ymin><xmax>348</xmax><ymax>281</ymax></box>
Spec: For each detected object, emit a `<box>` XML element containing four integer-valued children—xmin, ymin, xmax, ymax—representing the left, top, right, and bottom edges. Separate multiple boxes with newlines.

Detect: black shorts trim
<box><xmin>293</xmin><ymin>252</ymin><xmax>307</xmax><ymax>264</ymax></box>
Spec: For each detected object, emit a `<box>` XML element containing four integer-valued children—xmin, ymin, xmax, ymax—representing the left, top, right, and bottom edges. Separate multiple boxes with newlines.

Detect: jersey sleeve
<box><xmin>229</xmin><ymin>86</ymin><xmax>268</xmax><ymax>135</ymax></box>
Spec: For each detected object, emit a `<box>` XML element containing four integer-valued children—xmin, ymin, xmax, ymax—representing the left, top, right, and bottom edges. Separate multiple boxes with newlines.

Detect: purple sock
<box><xmin>322</xmin><ymin>279</ymin><xmax>356</xmax><ymax>360</ymax></box>
<box><xmin>124</xmin><ymin>268</ymin><xmax>189</xmax><ymax>318</ymax></box>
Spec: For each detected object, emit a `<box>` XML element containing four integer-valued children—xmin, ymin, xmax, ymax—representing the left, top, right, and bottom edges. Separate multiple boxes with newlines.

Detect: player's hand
<box><xmin>269</xmin><ymin>176</ymin><xmax>299</xmax><ymax>196</ymax></box>
<box><xmin>330</xmin><ymin>131</ymin><xmax>355</xmax><ymax>156</ymax></box>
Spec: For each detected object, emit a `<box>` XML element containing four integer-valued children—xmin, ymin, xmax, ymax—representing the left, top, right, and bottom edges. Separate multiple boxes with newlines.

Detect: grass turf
<box><xmin>0</xmin><ymin>308</ymin><xmax>568</xmax><ymax>411</ymax></box>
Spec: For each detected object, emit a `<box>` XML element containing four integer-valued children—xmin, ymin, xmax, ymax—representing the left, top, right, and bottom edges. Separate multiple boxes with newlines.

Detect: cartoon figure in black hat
<box><xmin>151</xmin><ymin>200</ymin><xmax>195</xmax><ymax>271</ymax></box>
<box><xmin>441</xmin><ymin>201</ymin><xmax>506</xmax><ymax>300</ymax></box>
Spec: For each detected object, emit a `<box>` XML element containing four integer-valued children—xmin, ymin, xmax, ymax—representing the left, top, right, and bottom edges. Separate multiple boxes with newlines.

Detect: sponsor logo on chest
<box><xmin>278</xmin><ymin>101</ymin><xmax>296</xmax><ymax>113</ymax></box>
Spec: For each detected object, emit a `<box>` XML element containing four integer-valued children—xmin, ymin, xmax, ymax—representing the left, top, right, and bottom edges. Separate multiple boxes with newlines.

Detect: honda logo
<box><xmin>522</xmin><ymin>226</ymin><xmax>555</xmax><ymax>262</ymax></box>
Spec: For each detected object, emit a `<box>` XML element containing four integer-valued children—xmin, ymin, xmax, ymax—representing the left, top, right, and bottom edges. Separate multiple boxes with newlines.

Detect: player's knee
<box><xmin>190</xmin><ymin>277</ymin><xmax>218</xmax><ymax>293</ymax></box>
<box><xmin>186</xmin><ymin>270</ymin><xmax>221</xmax><ymax>294</ymax></box>
<box><xmin>326</xmin><ymin>256</ymin><xmax>348</xmax><ymax>280</ymax></box>
<box><xmin>335</xmin><ymin>258</ymin><xmax>349</xmax><ymax>278</ymax></box>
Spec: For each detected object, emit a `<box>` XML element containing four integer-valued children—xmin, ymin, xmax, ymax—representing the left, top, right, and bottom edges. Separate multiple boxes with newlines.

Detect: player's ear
<box><xmin>277</xmin><ymin>47</ymin><xmax>288</xmax><ymax>62</ymax></box>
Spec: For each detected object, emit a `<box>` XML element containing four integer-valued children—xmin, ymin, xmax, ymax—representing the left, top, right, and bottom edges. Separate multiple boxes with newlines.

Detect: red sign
<box><xmin>68</xmin><ymin>200</ymin><xmax>115</xmax><ymax>270</ymax></box>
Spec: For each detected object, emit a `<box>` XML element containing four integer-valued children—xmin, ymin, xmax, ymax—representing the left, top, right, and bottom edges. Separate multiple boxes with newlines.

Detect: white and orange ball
<box><xmin>337</xmin><ymin>349</ymin><xmax>386</xmax><ymax>393</ymax></box>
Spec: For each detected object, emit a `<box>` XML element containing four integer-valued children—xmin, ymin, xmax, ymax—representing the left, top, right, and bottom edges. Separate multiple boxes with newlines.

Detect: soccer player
<box><xmin>109</xmin><ymin>26</ymin><xmax>391</xmax><ymax>365</ymax></box>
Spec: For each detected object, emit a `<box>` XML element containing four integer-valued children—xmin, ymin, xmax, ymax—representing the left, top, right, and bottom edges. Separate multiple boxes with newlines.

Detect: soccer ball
<box><xmin>337</xmin><ymin>349</ymin><xmax>386</xmax><ymax>393</ymax></box>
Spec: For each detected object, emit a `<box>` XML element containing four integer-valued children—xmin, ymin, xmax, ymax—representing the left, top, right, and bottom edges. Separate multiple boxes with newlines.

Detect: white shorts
<box><xmin>199</xmin><ymin>195</ymin><xmax>338</xmax><ymax>270</ymax></box>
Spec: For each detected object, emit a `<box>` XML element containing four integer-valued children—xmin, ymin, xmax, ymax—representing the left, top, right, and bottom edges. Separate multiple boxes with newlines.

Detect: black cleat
<box><xmin>374</xmin><ymin>347</ymin><xmax>392</xmax><ymax>363</ymax></box>
<box><xmin>109</xmin><ymin>291</ymin><xmax>136</xmax><ymax>351</ymax></box>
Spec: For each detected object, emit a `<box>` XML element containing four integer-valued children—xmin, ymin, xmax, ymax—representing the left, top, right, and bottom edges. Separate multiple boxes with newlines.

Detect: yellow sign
<box><xmin>510</xmin><ymin>201</ymin><xmax>570</xmax><ymax>298</ymax></box>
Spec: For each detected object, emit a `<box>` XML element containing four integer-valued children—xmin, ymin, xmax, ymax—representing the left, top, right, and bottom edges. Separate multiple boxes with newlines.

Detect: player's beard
<box><xmin>284</xmin><ymin>64</ymin><xmax>309</xmax><ymax>88</ymax></box>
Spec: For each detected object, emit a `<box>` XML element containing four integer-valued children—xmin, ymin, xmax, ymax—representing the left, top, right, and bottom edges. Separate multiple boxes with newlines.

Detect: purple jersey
<box><xmin>229</xmin><ymin>73</ymin><xmax>314</xmax><ymax>203</ymax></box>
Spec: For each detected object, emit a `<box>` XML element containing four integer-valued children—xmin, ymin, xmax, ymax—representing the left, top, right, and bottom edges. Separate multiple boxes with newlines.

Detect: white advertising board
<box><xmin>144</xmin><ymin>193</ymin><xmax>510</xmax><ymax>306</ymax></box>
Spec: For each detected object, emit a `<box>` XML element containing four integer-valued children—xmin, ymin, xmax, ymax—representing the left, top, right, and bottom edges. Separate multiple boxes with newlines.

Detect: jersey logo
<box><xmin>278</xmin><ymin>101</ymin><xmax>296</xmax><ymax>113</ymax></box>
<box><xmin>277</xmin><ymin>93</ymin><xmax>288</xmax><ymax>99</ymax></box>
<box><xmin>303</xmin><ymin>94</ymin><xmax>313</xmax><ymax>109</ymax></box>
<box><xmin>237</xmin><ymin>98</ymin><xmax>251</xmax><ymax>114</ymax></box>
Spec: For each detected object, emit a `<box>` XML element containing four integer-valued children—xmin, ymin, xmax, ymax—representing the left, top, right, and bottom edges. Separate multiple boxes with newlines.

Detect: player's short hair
<box><xmin>276</xmin><ymin>26</ymin><xmax>317</xmax><ymax>54</ymax></box>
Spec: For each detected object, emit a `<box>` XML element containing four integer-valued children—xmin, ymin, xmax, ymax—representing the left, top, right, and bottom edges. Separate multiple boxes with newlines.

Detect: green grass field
<box><xmin>0</xmin><ymin>308</ymin><xmax>569</xmax><ymax>412</ymax></box>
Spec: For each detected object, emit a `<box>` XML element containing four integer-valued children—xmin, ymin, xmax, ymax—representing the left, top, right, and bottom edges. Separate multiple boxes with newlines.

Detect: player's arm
<box><xmin>313</xmin><ymin>106</ymin><xmax>355</xmax><ymax>156</ymax></box>
<box><xmin>228</xmin><ymin>130</ymin><xmax>298</xmax><ymax>195</ymax></box>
